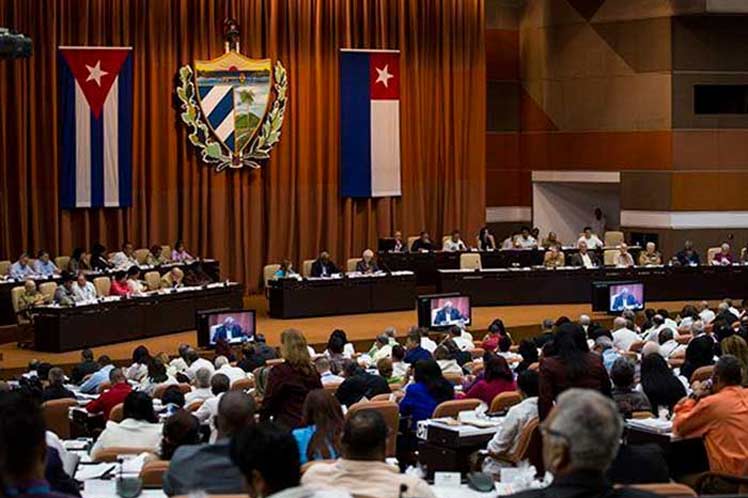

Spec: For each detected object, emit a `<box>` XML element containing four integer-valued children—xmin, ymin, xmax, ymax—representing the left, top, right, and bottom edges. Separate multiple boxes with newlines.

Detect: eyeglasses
<box><xmin>540</xmin><ymin>425</ymin><xmax>570</xmax><ymax>443</ymax></box>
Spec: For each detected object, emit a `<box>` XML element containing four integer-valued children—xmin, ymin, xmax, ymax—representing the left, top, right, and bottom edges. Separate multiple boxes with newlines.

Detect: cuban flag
<box><xmin>59</xmin><ymin>47</ymin><xmax>133</xmax><ymax>208</ymax></box>
<box><xmin>340</xmin><ymin>49</ymin><xmax>401</xmax><ymax>198</ymax></box>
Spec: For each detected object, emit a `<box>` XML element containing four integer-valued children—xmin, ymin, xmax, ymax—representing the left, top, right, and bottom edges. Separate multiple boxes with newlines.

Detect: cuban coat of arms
<box><xmin>176</xmin><ymin>22</ymin><xmax>287</xmax><ymax>171</ymax></box>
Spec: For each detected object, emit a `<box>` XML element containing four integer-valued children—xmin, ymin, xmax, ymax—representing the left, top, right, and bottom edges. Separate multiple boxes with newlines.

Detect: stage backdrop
<box><xmin>0</xmin><ymin>0</ymin><xmax>485</xmax><ymax>292</ymax></box>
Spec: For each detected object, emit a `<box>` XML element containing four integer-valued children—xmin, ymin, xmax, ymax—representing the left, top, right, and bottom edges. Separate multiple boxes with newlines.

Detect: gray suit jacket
<box><xmin>162</xmin><ymin>439</ymin><xmax>245</xmax><ymax>496</ymax></box>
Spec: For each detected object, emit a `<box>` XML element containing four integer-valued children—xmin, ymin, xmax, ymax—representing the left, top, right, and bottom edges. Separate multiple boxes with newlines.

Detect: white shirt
<box><xmin>372</xmin><ymin>344</ymin><xmax>393</xmax><ymax>362</ymax></box>
<box><xmin>185</xmin><ymin>387</ymin><xmax>214</xmax><ymax>407</ymax></box>
<box><xmin>437</xmin><ymin>359</ymin><xmax>463</xmax><ymax>376</ymax></box>
<box><xmin>90</xmin><ymin>418</ymin><xmax>163</xmax><ymax>460</ymax></box>
<box><xmin>187</xmin><ymin>357</ymin><xmax>215</xmax><ymax>380</ymax></box>
<box><xmin>392</xmin><ymin>361</ymin><xmax>409</xmax><ymax>379</ymax></box>
<box><xmin>501</xmin><ymin>237</ymin><xmax>516</xmax><ymax>249</ymax></box>
<box><xmin>126</xmin><ymin>362</ymin><xmax>148</xmax><ymax>382</ymax></box>
<box><xmin>612</xmin><ymin>328</ymin><xmax>640</xmax><ymax>352</ymax></box>
<box><xmin>484</xmin><ymin>397</ymin><xmax>538</xmax><ymax>475</ymax></box>
<box><xmin>72</xmin><ymin>281</ymin><xmax>97</xmax><ymax>302</ymax></box>
<box><xmin>580</xmin><ymin>252</ymin><xmax>594</xmax><ymax>269</ymax></box>
<box><xmin>420</xmin><ymin>336</ymin><xmax>437</xmax><ymax>353</ymax></box>
<box><xmin>320</xmin><ymin>371</ymin><xmax>345</xmax><ymax>386</ymax></box>
<box><xmin>127</xmin><ymin>278</ymin><xmax>146</xmax><ymax>296</ymax></box>
<box><xmin>215</xmin><ymin>364</ymin><xmax>248</xmax><ymax>386</ymax></box>
<box><xmin>194</xmin><ymin>392</ymin><xmax>223</xmax><ymax>442</ymax></box>
<box><xmin>111</xmin><ymin>251</ymin><xmax>138</xmax><ymax>270</ymax></box>
<box><xmin>659</xmin><ymin>340</ymin><xmax>684</xmax><ymax>358</ymax></box>
<box><xmin>578</xmin><ymin>234</ymin><xmax>603</xmax><ymax>250</ymax></box>
<box><xmin>515</xmin><ymin>236</ymin><xmax>537</xmax><ymax>249</ymax></box>
<box><xmin>442</xmin><ymin>239</ymin><xmax>468</xmax><ymax>252</ymax></box>
<box><xmin>452</xmin><ymin>335</ymin><xmax>473</xmax><ymax>351</ymax></box>
<box><xmin>699</xmin><ymin>309</ymin><xmax>716</xmax><ymax>324</ymax></box>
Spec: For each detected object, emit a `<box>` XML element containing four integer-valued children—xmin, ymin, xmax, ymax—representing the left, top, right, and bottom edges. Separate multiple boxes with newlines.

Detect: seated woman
<box><xmin>399</xmin><ymin>360</ymin><xmax>454</xmax><ymax>429</ymax></box>
<box><xmin>274</xmin><ymin>258</ymin><xmax>297</xmax><ymax>279</ymax></box>
<box><xmin>640</xmin><ymin>353</ymin><xmax>687</xmax><ymax>415</ymax></box>
<box><xmin>171</xmin><ymin>239</ymin><xmax>194</xmax><ymax>262</ymax></box>
<box><xmin>476</xmin><ymin>226</ymin><xmax>496</xmax><ymax>251</ymax></box>
<box><xmin>138</xmin><ymin>357</ymin><xmax>177</xmax><ymax>396</ymax></box>
<box><xmin>90</xmin><ymin>392</ymin><xmax>162</xmax><ymax>460</ymax></box>
<box><xmin>610</xmin><ymin>357</ymin><xmax>651</xmax><ymax>417</ymax></box>
<box><xmin>482</xmin><ymin>319</ymin><xmax>510</xmax><ymax>352</ymax></box>
<box><xmin>434</xmin><ymin>345</ymin><xmax>463</xmax><ymax>376</ymax></box>
<box><xmin>68</xmin><ymin>247</ymin><xmax>91</xmax><ymax>273</ymax></box>
<box><xmin>160</xmin><ymin>409</ymin><xmax>201</xmax><ymax>460</ymax></box>
<box><xmin>109</xmin><ymin>271</ymin><xmax>131</xmax><ymax>297</ymax></box>
<box><xmin>146</xmin><ymin>245</ymin><xmax>169</xmax><ymax>266</ymax></box>
<box><xmin>463</xmin><ymin>354</ymin><xmax>516</xmax><ymax>405</ymax></box>
<box><xmin>514</xmin><ymin>339</ymin><xmax>539</xmax><ymax>374</ymax></box>
<box><xmin>126</xmin><ymin>345</ymin><xmax>151</xmax><ymax>382</ymax></box>
<box><xmin>126</xmin><ymin>266</ymin><xmax>147</xmax><ymax>296</ymax></box>
<box><xmin>483</xmin><ymin>370</ymin><xmax>539</xmax><ymax>474</ymax></box>
<box><xmin>292</xmin><ymin>389</ymin><xmax>344</xmax><ymax>465</ymax></box>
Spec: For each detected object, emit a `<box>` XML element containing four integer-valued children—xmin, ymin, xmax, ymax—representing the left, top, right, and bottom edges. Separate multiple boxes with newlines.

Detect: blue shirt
<box><xmin>33</xmin><ymin>259</ymin><xmax>58</xmax><ymax>278</ymax></box>
<box><xmin>10</xmin><ymin>262</ymin><xmax>37</xmax><ymax>280</ymax></box>
<box><xmin>79</xmin><ymin>364</ymin><xmax>114</xmax><ymax>394</ymax></box>
<box><xmin>399</xmin><ymin>382</ymin><xmax>439</xmax><ymax>429</ymax></box>
<box><xmin>602</xmin><ymin>348</ymin><xmax>620</xmax><ymax>372</ymax></box>
<box><xmin>292</xmin><ymin>425</ymin><xmax>338</xmax><ymax>465</ymax></box>
<box><xmin>403</xmin><ymin>346</ymin><xmax>431</xmax><ymax>364</ymax></box>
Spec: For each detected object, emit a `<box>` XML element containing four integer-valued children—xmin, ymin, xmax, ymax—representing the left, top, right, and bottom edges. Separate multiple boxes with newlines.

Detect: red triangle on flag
<box><xmin>60</xmin><ymin>48</ymin><xmax>131</xmax><ymax>119</ymax></box>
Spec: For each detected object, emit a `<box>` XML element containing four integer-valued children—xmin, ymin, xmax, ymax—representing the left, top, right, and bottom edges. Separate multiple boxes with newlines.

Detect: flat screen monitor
<box><xmin>591</xmin><ymin>281</ymin><xmax>645</xmax><ymax>313</ymax></box>
<box><xmin>417</xmin><ymin>293</ymin><xmax>471</xmax><ymax>329</ymax></box>
<box><xmin>196</xmin><ymin>308</ymin><xmax>256</xmax><ymax>348</ymax></box>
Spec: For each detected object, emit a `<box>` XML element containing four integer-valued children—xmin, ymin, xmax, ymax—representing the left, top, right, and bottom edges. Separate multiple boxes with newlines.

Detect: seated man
<box><xmin>214</xmin><ymin>355</ymin><xmax>248</xmax><ymax>385</ymax></box>
<box><xmin>577</xmin><ymin>226</ymin><xmax>603</xmax><ymax>250</ymax></box>
<box><xmin>442</xmin><ymin>230</ymin><xmax>468</xmax><ymax>252</ymax></box>
<box><xmin>79</xmin><ymin>355</ymin><xmax>115</xmax><ymax>394</ymax></box>
<box><xmin>403</xmin><ymin>331</ymin><xmax>432</xmax><ymax>364</ymax></box>
<box><xmin>42</xmin><ymin>367</ymin><xmax>76</xmax><ymax>402</ymax></box>
<box><xmin>391</xmin><ymin>230</ymin><xmax>407</xmax><ymax>252</ymax></box>
<box><xmin>712</xmin><ymin>242</ymin><xmax>733</xmax><ymax>266</ymax></box>
<box><xmin>33</xmin><ymin>250</ymin><xmax>61</xmax><ymax>278</ymax></box>
<box><xmin>568</xmin><ymin>240</ymin><xmax>599</xmax><ymax>268</ymax></box>
<box><xmin>110</xmin><ymin>241</ymin><xmax>138</xmax><ymax>270</ymax></box>
<box><xmin>502</xmin><ymin>231</ymin><xmax>520</xmax><ymax>249</ymax></box>
<box><xmin>614</xmin><ymin>243</ymin><xmax>635</xmax><ymax>268</ymax></box>
<box><xmin>211</xmin><ymin>316</ymin><xmax>245</xmax><ymax>343</ymax></box>
<box><xmin>185</xmin><ymin>367</ymin><xmax>214</xmax><ymax>408</ymax></box>
<box><xmin>315</xmin><ymin>357</ymin><xmax>344</xmax><ymax>387</ymax></box>
<box><xmin>53</xmin><ymin>273</ymin><xmax>76</xmax><ymax>306</ymax></box>
<box><xmin>355</xmin><ymin>249</ymin><xmax>379</xmax><ymax>274</ymax></box>
<box><xmin>164</xmin><ymin>391</ymin><xmax>255</xmax><ymax>495</ymax></box>
<box><xmin>638</xmin><ymin>242</ymin><xmax>661</xmax><ymax>266</ymax></box>
<box><xmin>193</xmin><ymin>373</ymin><xmax>231</xmax><ymax>438</ymax></box>
<box><xmin>311</xmin><ymin>250</ymin><xmax>340</xmax><ymax>277</ymax></box>
<box><xmin>484</xmin><ymin>370</ymin><xmax>539</xmax><ymax>475</ymax></box>
<box><xmin>410</xmin><ymin>231</ymin><xmax>434</xmax><ymax>252</ymax></box>
<box><xmin>432</xmin><ymin>300</ymin><xmax>466</xmax><ymax>326</ymax></box>
<box><xmin>71</xmin><ymin>348</ymin><xmax>100</xmax><ymax>384</ymax></box>
<box><xmin>17</xmin><ymin>279</ymin><xmax>47</xmax><ymax>321</ymax></box>
<box><xmin>160</xmin><ymin>267</ymin><xmax>184</xmax><ymax>289</ymax></box>
<box><xmin>515</xmin><ymin>226</ymin><xmax>537</xmax><ymax>249</ymax></box>
<box><xmin>541</xmin><ymin>232</ymin><xmax>562</xmax><ymax>249</ymax></box>
<box><xmin>543</xmin><ymin>245</ymin><xmax>565</xmax><ymax>268</ymax></box>
<box><xmin>676</xmin><ymin>240</ymin><xmax>700</xmax><ymax>266</ymax></box>
<box><xmin>72</xmin><ymin>271</ymin><xmax>97</xmax><ymax>302</ymax></box>
<box><xmin>610</xmin><ymin>358</ymin><xmax>651</xmax><ymax>417</ymax></box>
<box><xmin>10</xmin><ymin>252</ymin><xmax>37</xmax><ymax>280</ymax></box>
<box><xmin>86</xmin><ymin>367</ymin><xmax>133</xmax><ymax>419</ymax></box>
<box><xmin>335</xmin><ymin>364</ymin><xmax>390</xmax><ymax>407</ymax></box>
<box><xmin>673</xmin><ymin>355</ymin><xmax>748</xmax><ymax>478</ymax></box>
<box><xmin>302</xmin><ymin>410</ymin><xmax>436</xmax><ymax>498</ymax></box>
<box><xmin>146</xmin><ymin>244</ymin><xmax>169</xmax><ymax>266</ymax></box>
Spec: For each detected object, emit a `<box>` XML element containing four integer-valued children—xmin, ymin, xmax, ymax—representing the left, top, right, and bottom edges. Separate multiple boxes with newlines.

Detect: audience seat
<box><xmin>266</xmin><ymin>358</ymin><xmax>285</xmax><ymax>366</ymax></box>
<box><xmin>460</xmin><ymin>253</ymin><xmax>481</xmax><ymax>270</ymax></box>
<box><xmin>41</xmin><ymin>398</ymin><xmax>77</xmax><ymax>439</ymax></box>
<box><xmin>694</xmin><ymin>471</ymin><xmax>748</xmax><ymax>494</ymax></box>
<box><xmin>161</xmin><ymin>245</ymin><xmax>172</xmax><ymax>259</ymax></box>
<box><xmin>631</xmin><ymin>411</ymin><xmax>655</xmax><ymax>419</ymax></box>
<box><xmin>93</xmin><ymin>447</ymin><xmax>155</xmax><ymax>463</ymax></box>
<box><xmin>263</xmin><ymin>264</ymin><xmax>280</xmax><ymax>289</ymax></box>
<box><xmin>604</xmin><ymin>231</ymin><xmax>624</xmax><ymax>247</ymax></box>
<box><xmin>346</xmin><ymin>258</ymin><xmax>361</xmax><ymax>273</ymax></box>
<box><xmin>347</xmin><ymin>400</ymin><xmax>399</xmax><ymax>457</ymax></box>
<box><xmin>187</xmin><ymin>399</ymin><xmax>204</xmax><ymax>412</ymax></box>
<box><xmin>706</xmin><ymin>247</ymin><xmax>721</xmax><ymax>265</ymax></box>
<box><xmin>10</xmin><ymin>286</ymin><xmax>26</xmax><ymax>324</ymax></box>
<box><xmin>622</xmin><ymin>483</ymin><xmax>696</xmax><ymax>497</ymax></box>
<box><xmin>140</xmin><ymin>459</ymin><xmax>169</xmax><ymax>488</ymax></box>
<box><xmin>109</xmin><ymin>403</ymin><xmax>124</xmax><ymax>422</ymax></box>
<box><xmin>323</xmin><ymin>383</ymin><xmax>341</xmax><ymax>394</ymax></box>
<box><xmin>144</xmin><ymin>271</ymin><xmax>161</xmax><ymax>291</ymax></box>
<box><xmin>93</xmin><ymin>276</ymin><xmax>111</xmax><ymax>297</ymax></box>
<box><xmin>443</xmin><ymin>372</ymin><xmax>463</xmax><ymax>385</ymax></box>
<box><xmin>690</xmin><ymin>365</ymin><xmax>714</xmax><ymax>384</ymax></box>
<box><xmin>230</xmin><ymin>377</ymin><xmax>254</xmax><ymax>392</ymax></box>
<box><xmin>54</xmin><ymin>256</ymin><xmax>70</xmax><ymax>271</ymax></box>
<box><xmin>675</xmin><ymin>334</ymin><xmax>691</xmax><ymax>345</ymax></box>
<box><xmin>406</xmin><ymin>236</ymin><xmax>419</xmax><ymax>251</ymax></box>
<box><xmin>38</xmin><ymin>282</ymin><xmax>57</xmax><ymax>300</ymax></box>
<box><xmin>603</xmin><ymin>249</ymin><xmax>617</xmax><ymax>266</ymax></box>
<box><xmin>0</xmin><ymin>260</ymin><xmax>10</xmax><ymax>276</ymax></box>
<box><xmin>152</xmin><ymin>383</ymin><xmax>191</xmax><ymax>399</ymax></box>
<box><xmin>432</xmin><ymin>399</ymin><xmax>481</xmax><ymax>418</ymax></box>
<box><xmin>302</xmin><ymin>259</ymin><xmax>314</xmax><ymax>278</ymax></box>
<box><xmin>628</xmin><ymin>340</ymin><xmax>646</xmax><ymax>353</ymax></box>
<box><xmin>490</xmin><ymin>391</ymin><xmax>522</xmax><ymax>413</ymax></box>
<box><xmin>160</xmin><ymin>267</ymin><xmax>184</xmax><ymax>288</ymax></box>
<box><xmin>134</xmin><ymin>249</ymin><xmax>150</xmax><ymax>265</ymax></box>
<box><xmin>504</xmin><ymin>417</ymin><xmax>541</xmax><ymax>467</ymax></box>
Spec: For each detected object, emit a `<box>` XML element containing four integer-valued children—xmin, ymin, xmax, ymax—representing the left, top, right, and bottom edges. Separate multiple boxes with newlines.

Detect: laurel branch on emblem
<box><xmin>177</xmin><ymin>61</ymin><xmax>288</xmax><ymax>171</ymax></box>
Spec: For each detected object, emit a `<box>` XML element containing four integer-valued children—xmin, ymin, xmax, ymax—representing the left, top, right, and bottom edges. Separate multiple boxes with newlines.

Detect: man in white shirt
<box><xmin>643</xmin><ymin>314</ymin><xmax>679</xmax><ymax>342</ymax></box>
<box><xmin>613</xmin><ymin>243</ymin><xmax>635</xmax><ymax>268</ymax></box>
<box><xmin>515</xmin><ymin>226</ymin><xmax>537</xmax><ymax>249</ymax></box>
<box><xmin>110</xmin><ymin>242</ymin><xmax>138</xmax><ymax>270</ymax></box>
<box><xmin>577</xmin><ymin>226</ymin><xmax>603</xmax><ymax>250</ymax></box>
<box><xmin>442</xmin><ymin>230</ymin><xmax>468</xmax><ymax>252</ymax></box>
<box><xmin>612</xmin><ymin>317</ymin><xmax>640</xmax><ymax>352</ymax></box>
<box><xmin>723</xmin><ymin>298</ymin><xmax>742</xmax><ymax>320</ymax></box>
<box><xmin>448</xmin><ymin>326</ymin><xmax>473</xmax><ymax>351</ymax></box>
<box><xmin>72</xmin><ymin>272</ymin><xmax>97</xmax><ymax>303</ymax></box>
<box><xmin>303</xmin><ymin>410</ymin><xmax>437</xmax><ymax>498</ymax></box>
<box><xmin>579</xmin><ymin>315</ymin><xmax>591</xmax><ymax>334</ymax></box>
<box><xmin>186</xmin><ymin>350</ymin><xmax>215</xmax><ymax>381</ymax></box>
<box><xmin>214</xmin><ymin>356</ymin><xmax>248</xmax><ymax>386</ymax></box>
<box><xmin>658</xmin><ymin>329</ymin><xmax>684</xmax><ymax>358</ymax></box>
<box><xmin>698</xmin><ymin>301</ymin><xmax>715</xmax><ymax>324</ymax></box>
<box><xmin>314</xmin><ymin>357</ymin><xmax>344</xmax><ymax>386</ymax></box>
<box><xmin>419</xmin><ymin>329</ymin><xmax>437</xmax><ymax>353</ymax></box>
<box><xmin>194</xmin><ymin>373</ymin><xmax>230</xmax><ymax>441</ymax></box>
<box><xmin>185</xmin><ymin>367</ymin><xmax>214</xmax><ymax>407</ymax></box>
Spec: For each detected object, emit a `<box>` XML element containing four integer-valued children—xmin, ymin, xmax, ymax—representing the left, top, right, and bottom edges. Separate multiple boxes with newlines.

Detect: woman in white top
<box><xmin>72</xmin><ymin>272</ymin><xmax>98</xmax><ymax>303</ymax></box>
<box><xmin>126</xmin><ymin>345</ymin><xmax>151</xmax><ymax>382</ymax></box>
<box><xmin>126</xmin><ymin>266</ymin><xmax>147</xmax><ymax>296</ymax></box>
<box><xmin>138</xmin><ymin>358</ymin><xmax>177</xmax><ymax>396</ymax></box>
<box><xmin>90</xmin><ymin>392</ymin><xmax>162</xmax><ymax>460</ymax></box>
<box><xmin>434</xmin><ymin>346</ymin><xmax>463</xmax><ymax>376</ymax></box>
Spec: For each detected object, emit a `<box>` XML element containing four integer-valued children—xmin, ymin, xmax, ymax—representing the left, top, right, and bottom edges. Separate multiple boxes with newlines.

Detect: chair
<box><xmin>41</xmin><ymin>398</ymin><xmax>77</xmax><ymax>439</ymax></box>
<box><xmin>503</xmin><ymin>418</ymin><xmax>541</xmax><ymax>466</ymax></box>
<box><xmin>176</xmin><ymin>383</ymin><xmax>192</xmax><ymax>394</ymax></box>
<box><xmin>323</xmin><ymin>382</ymin><xmax>342</xmax><ymax>394</ymax></box>
<box><xmin>675</xmin><ymin>334</ymin><xmax>691</xmax><ymax>345</ymax></box>
<box><xmin>133</xmin><ymin>248</ymin><xmax>150</xmax><ymax>265</ymax></box>
<box><xmin>528</xmin><ymin>362</ymin><xmax>540</xmax><ymax>371</ymax></box>
<box><xmin>161</xmin><ymin>245</ymin><xmax>172</xmax><ymax>259</ymax></box>
<box><xmin>346</xmin><ymin>258</ymin><xmax>362</xmax><ymax>272</ymax></box>
<box><xmin>93</xmin><ymin>447</ymin><xmax>155</xmax><ymax>463</ymax></box>
<box><xmin>54</xmin><ymin>256</ymin><xmax>70</xmax><ymax>271</ymax></box>
<box><xmin>690</xmin><ymin>365</ymin><xmax>714</xmax><ymax>384</ymax></box>
<box><xmin>231</xmin><ymin>377</ymin><xmax>254</xmax><ymax>391</ymax></box>
<box><xmin>622</xmin><ymin>483</ymin><xmax>696</xmax><ymax>497</ymax></box>
<box><xmin>0</xmin><ymin>260</ymin><xmax>10</xmax><ymax>276</ymax></box>
<box><xmin>432</xmin><ymin>399</ymin><xmax>481</xmax><ymax>419</ymax></box>
<box><xmin>443</xmin><ymin>372</ymin><xmax>464</xmax><ymax>385</ymax></box>
<box><xmin>266</xmin><ymin>358</ymin><xmax>285</xmax><ymax>366</ymax></box>
<box><xmin>490</xmin><ymin>391</ymin><xmax>522</xmax><ymax>413</ymax></box>
<box><xmin>603</xmin><ymin>249</ymin><xmax>617</xmax><ymax>266</ymax></box>
<box><xmin>140</xmin><ymin>459</ymin><xmax>169</xmax><ymax>488</ymax></box>
<box><xmin>460</xmin><ymin>253</ymin><xmax>481</xmax><ymax>270</ymax></box>
<box><xmin>631</xmin><ymin>411</ymin><xmax>655</xmax><ymax>419</ymax></box>
<box><xmin>628</xmin><ymin>340</ymin><xmax>646</xmax><ymax>353</ymax></box>
<box><xmin>93</xmin><ymin>276</ymin><xmax>111</xmax><ymax>297</ymax></box>
<box><xmin>109</xmin><ymin>403</ymin><xmax>125</xmax><ymax>422</ymax></box>
<box><xmin>187</xmin><ymin>399</ymin><xmax>204</xmax><ymax>412</ymax></box>
<box><xmin>604</xmin><ymin>231</ymin><xmax>624</xmax><ymax>247</ymax></box>
<box><xmin>38</xmin><ymin>282</ymin><xmax>57</xmax><ymax>300</ymax></box>
<box><xmin>160</xmin><ymin>267</ymin><xmax>184</xmax><ymax>288</ymax></box>
<box><xmin>263</xmin><ymin>264</ymin><xmax>281</xmax><ymax>289</ymax></box>
<box><xmin>706</xmin><ymin>247</ymin><xmax>721</xmax><ymax>265</ymax></box>
<box><xmin>302</xmin><ymin>259</ymin><xmax>315</xmax><ymax>278</ymax></box>
<box><xmin>10</xmin><ymin>286</ymin><xmax>26</xmax><ymax>323</ymax></box>
<box><xmin>407</xmin><ymin>236</ymin><xmax>419</xmax><ymax>251</ymax></box>
<box><xmin>694</xmin><ymin>471</ymin><xmax>748</xmax><ymax>495</ymax></box>
<box><xmin>144</xmin><ymin>271</ymin><xmax>161</xmax><ymax>291</ymax></box>
<box><xmin>347</xmin><ymin>401</ymin><xmax>399</xmax><ymax>457</ymax></box>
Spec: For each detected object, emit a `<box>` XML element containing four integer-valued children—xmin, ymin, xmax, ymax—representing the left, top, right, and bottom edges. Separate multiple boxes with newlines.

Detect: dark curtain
<box><xmin>0</xmin><ymin>0</ymin><xmax>485</xmax><ymax>291</ymax></box>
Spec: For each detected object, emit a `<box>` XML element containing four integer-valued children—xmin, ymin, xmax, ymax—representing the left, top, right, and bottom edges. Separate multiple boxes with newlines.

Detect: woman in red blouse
<box><xmin>464</xmin><ymin>353</ymin><xmax>516</xmax><ymax>405</ymax></box>
<box><xmin>109</xmin><ymin>271</ymin><xmax>131</xmax><ymax>297</ymax></box>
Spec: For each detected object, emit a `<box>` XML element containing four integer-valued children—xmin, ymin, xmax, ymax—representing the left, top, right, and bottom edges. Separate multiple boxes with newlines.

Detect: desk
<box><xmin>0</xmin><ymin>259</ymin><xmax>221</xmax><ymax>326</ymax></box>
<box><xmin>31</xmin><ymin>283</ymin><xmax>243</xmax><ymax>352</ymax></box>
<box><xmin>267</xmin><ymin>272</ymin><xmax>417</xmax><ymax>319</ymax></box>
<box><xmin>438</xmin><ymin>265</ymin><xmax>748</xmax><ymax>306</ymax></box>
<box><xmin>625</xmin><ymin>422</ymin><xmax>709</xmax><ymax>478</ymax></box>
<box><xmin>378</xmin><ymin>248</ymin><xmax>641</xmax><ymax>286</ymax></box>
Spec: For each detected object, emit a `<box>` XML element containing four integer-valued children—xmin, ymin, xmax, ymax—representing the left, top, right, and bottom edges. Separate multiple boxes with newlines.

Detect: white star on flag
<box><xmin>375</xmin><ymin>64</ymin><xmax>394</xmax><ymax>87</ymax></box>
<box><xmin>85</xmin><ymin>60</ymin><xmax>109</xmax><ymax>86</ymax></box>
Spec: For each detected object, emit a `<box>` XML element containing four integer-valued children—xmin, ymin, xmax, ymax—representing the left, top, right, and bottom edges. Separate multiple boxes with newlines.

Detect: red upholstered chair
<box><xmin>347</xmin><ymin>400</ymin><xmax>399</xmax><ymax>457</ymax></box>
<box><xmin>490</xmin><ymin>391</ymin><xmax>522</xmax><ymax>413</ymax></box>
<box><xmin>41</xmin><ymin>398</ymin><xmax>77</xmax><ymax>439</ymax></box>
<box><xmin>432</xmin><ymin>399</ymin><xmax>481</xmax><ymax>419</ymax></box>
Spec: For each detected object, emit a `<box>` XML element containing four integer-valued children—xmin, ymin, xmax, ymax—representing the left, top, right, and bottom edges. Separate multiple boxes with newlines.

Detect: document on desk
<box><xmin>76</xmin><ymin>463</ymin><xmax>117</xmax><ymax>481</ymax></box>
<box><xmin>627</xmin><ymin>418</ymin><xmax>673</xmax><ymax>434</ymax></box>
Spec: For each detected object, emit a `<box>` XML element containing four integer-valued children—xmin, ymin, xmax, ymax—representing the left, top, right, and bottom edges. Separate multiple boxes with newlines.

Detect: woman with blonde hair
<box><xmin>720</xmin><ymin>335</ymin><xmax>748</xmax><ymax>386</ymax></box>
<box><xmin>260</xmin><ymin>329</ymin><xmax>322</xmax><ymax>428</ymax></box>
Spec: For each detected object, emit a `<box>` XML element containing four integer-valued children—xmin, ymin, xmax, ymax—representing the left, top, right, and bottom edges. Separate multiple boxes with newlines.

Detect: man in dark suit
<box><xmin>311</xmin><ymin>250</ymin><xmax>340</xmax><ymax>277</ymax></box>
<box><xmin>433</xmin><ymin>301</ymin><xmax>466</xmax><ymax>326</ymax></box>
<box><xmin>568</xmin><ymin>240</ymin><xmax>600</xmax><ymax>268</ymax></box>
<box><xmin>71</xmin><ymin>348</ymin><xmax>100</xmax><ymax>384</ymax></box>
<box><xmin>675</xmin><ymin>240</ymin><xmax>701</xmax><ymax>266</ymax></box>
<box><xmin>410</xmin><ymin>231</ymin><xmax>435</xmax><ymax>252</ymax></box>
<box><xmin>611</xmin><ymin>288</ymin><xmax>640</xmax><ymax>312</ymax></box>
<box><xmin>211</xmin><ymin>316</ymin><xmax>245</xmax><ymax>342</ymax></box>
<box><xmin>508</xmin><ymin>389</ymin><xmax>658</xmax><ymax>498</ymax></box>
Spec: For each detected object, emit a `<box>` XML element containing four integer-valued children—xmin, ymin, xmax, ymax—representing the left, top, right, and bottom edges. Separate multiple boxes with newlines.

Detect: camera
<box><xmin>0</xmin><ymin>27</ymin><xmax>32</xmax><ymax>59</ymax></box>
